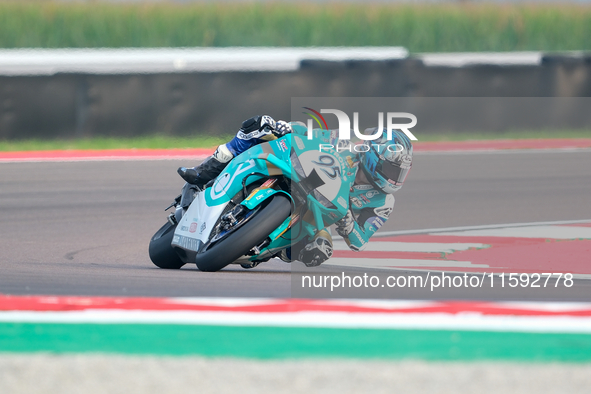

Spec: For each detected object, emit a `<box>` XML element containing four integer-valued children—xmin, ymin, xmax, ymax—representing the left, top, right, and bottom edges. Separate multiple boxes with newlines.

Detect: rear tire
<box><xmin>149</xmin><ymin>222</ymin><xmax>185</xmax><ymax>269</ymax></box>
<box><xmin>195</xmin><ymin>194</ymin><xmax>291</xmax><ymax>272</ymax></box>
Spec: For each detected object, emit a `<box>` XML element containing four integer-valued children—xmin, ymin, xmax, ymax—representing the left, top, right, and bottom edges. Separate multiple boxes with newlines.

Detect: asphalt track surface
<box><xmin>1</xmin><ymin>149</ymin><xmax>590</xmax><ymax>299</ymax></box>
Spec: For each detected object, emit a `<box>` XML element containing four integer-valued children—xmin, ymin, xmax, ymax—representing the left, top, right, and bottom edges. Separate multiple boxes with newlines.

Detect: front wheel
<box><xmin>195</xmin><ymin>194</ymin><xmax>291</xmax><ymax>272</ymax></box>
<box><xmin>149</xmin><ymin>221</ymin><xmax>185</xmax><ymax>269</ymax></box>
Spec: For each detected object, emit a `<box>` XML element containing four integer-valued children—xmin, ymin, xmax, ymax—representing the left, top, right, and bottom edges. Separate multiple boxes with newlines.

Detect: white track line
<box><xmin>324</xmin><ymin>258</ymin><xmax>487</xmax><ymax>269</ymax></box>
<box><xmin>415</xmin><ymin>148</ymin><xmax>591</xmax><ymax>155</ymax></box>
<box><xmin>333</xmin><ymin>242</ymin><xmax>487</xmax><ymax>253</ymax></box>
<box><xmin>435</xmin><ymin>225</ymin><xmax>591</xmax><ymax>239</ymax></box>
<box><xmin>376</xmin><ymin>219</ymin><xmax>591</xmax><ymax>237</ymax></box>
<box><xmin>1</xmin><ymin>310</ymin><xmax>591</xmax><ymax>333</ymax></box>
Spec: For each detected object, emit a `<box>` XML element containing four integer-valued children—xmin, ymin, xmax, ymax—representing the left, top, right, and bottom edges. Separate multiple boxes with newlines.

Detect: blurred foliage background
<box><xmin>0</xmin><ymin>2</ymin><xmax>590</xmax><ymax>52</ymax></box>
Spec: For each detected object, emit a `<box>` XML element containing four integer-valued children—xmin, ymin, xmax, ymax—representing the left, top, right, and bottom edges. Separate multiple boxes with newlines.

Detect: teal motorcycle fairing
<box><xmin>170</xmin><ymin>126</ymin><xmax>356</xmax><ymax>267</ymax></box>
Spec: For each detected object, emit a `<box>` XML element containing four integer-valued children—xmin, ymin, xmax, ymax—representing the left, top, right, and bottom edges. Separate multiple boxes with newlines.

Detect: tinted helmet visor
<box><xmin>377</xmin><ymin>160</ymin><xmax>409</xmax><ymax>186</ymax></box>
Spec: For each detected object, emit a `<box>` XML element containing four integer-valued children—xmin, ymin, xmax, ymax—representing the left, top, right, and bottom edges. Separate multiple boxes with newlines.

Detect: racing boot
<box><xmin>177</xmin><ymin>144</ymin><xmax>234</xmax><ymax>188</ymax></box>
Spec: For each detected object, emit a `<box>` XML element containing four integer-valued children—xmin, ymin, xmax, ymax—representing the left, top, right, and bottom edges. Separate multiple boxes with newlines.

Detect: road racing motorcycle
<box><xmin>148</xmin><ymin>126</ymin><xmax>354</xmax><ymax>272</ymax></box>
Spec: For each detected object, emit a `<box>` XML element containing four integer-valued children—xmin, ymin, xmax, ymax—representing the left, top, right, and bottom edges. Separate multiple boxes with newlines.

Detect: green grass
<box><xmin>0</xmin><ymin>130</ymin><xmax>588</xmax><ymax>152</ymax></box>
<box><xmin>0</xmin><ymin>2</ymin><xmax>590</xmax><ymax>52</ymax></box>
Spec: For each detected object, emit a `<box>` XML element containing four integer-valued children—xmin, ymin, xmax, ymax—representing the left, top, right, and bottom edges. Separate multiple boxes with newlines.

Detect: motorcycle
<box><xmin>148</xmin><ymin>125</ymin><xmax>354</xmax><ymax>272</ymax></box>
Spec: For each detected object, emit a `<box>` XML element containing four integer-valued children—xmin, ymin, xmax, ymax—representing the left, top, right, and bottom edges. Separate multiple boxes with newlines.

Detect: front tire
<box><xmin>149</xmin><ymin>222</ymin><xmax>185</xmax><ymax>269</ymax></box>
<box><xmin>195</xmin><ymin>194</ymin><xmax>291</xmax><ymax>272</ymax></box>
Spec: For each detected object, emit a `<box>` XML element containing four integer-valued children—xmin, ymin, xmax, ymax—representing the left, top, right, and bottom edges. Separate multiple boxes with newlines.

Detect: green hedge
<box><xmin>1</xmin><ymin>2</ymin><xmax>591</xmax><ymax>52</ymax></box>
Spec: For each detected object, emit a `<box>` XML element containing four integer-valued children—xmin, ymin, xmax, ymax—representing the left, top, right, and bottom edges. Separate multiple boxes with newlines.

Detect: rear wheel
<box><xmin>195</xmin><ymin>194</ymin><xmax>291</xmax><ymax>272</ymax></box>
<box><xmin>148</xmin><ymin>222</ymin><xmax>185</xmax><ymax>269</ymax></box>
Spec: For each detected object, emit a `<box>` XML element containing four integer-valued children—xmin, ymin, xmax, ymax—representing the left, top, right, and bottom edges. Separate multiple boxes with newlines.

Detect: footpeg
<box><xmin>167</xmin><ymin>213</ymin><xmax>177</xmax><ymax>225</ymax></box>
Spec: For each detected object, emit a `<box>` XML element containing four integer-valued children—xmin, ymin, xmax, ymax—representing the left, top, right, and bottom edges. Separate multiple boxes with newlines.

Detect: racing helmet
<box><xmin>359</xmin><ymin>129</ymin><xmax>413</xmax><ymax>194</ymax></box>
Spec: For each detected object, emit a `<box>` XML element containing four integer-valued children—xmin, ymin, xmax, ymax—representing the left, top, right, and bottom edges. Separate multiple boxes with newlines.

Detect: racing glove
<box><xmin>240</xmin><ymin>115</ymin><xmax>276</xmax><ymax>135</ymax></box>
<box><xmin>274</xmin><ymin>120</ymin><xmax>293</xmax><ymax>137</ymax></box>
<box><xmin>335</xmin><ymin>210</ymin><xmax>355</xmax><ymax>238</ymax></box>
<box><xmin>298</xmin><ymin>230</ymin><xmax>333</xmax><ymax>267</ymax></box>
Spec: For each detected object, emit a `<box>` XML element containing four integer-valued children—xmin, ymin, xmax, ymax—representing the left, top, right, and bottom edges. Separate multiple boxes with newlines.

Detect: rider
<box><xmin>177</xmin><ymin>115</ymin><xmax>414</xmax><ymax>267</ymax></box>
<box><xmin>177</xmin><ymin>115</ymin><xmax>291</xmax><ymax>188</ymax></box>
